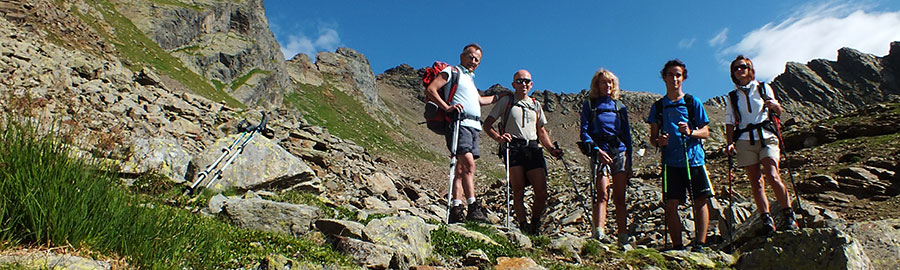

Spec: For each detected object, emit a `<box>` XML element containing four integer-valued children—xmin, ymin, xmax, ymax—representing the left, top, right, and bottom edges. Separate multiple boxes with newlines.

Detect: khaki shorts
<box><xmin>735</xmin><ymin>137</ymin><xmax>780</xmax><ymax>167</ymax></box>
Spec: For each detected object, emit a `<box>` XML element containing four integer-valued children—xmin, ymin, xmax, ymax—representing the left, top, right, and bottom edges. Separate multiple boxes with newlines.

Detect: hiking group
<box><xmin>424</xmin><ymin>44</ymin><xmax>800</xmax><ymax>249</ymax></box>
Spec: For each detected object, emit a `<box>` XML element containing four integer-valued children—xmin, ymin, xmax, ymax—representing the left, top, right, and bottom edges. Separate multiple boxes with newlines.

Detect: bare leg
<box><xmin>666</xmin><ymin>199</ymin><xmax>683</xmax><ymax>246</ymax></box>
<box><xmin>693</xmin><ymin>195</ymin><xmax>710</xmax><ymax>244</ymax></box>
<box><xmin>762</xmin><ymin>157</ymin><xmax>791</xmax><ymax>209</ymax></box>
<box><xmin>526</xmin><ymin>168</ymin><xmax>549</xmax><ymax>224</ymax></box>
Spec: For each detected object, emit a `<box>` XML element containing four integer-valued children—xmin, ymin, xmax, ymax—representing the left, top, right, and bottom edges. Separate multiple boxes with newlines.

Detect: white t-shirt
<box><xmin>724</xmin><ymin>81</ymin><xmax>777</xmax><ymax>141</ymax></box>
<box><xmin>442</xmin><ymin>65</ymin><xmax>481</xmax><ymax>130</ymax></box>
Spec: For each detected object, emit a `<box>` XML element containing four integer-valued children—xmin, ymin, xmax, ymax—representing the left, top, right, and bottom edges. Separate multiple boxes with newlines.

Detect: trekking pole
<box><xmin>446</xmin><ymin>114</ymin><xmax>461</xmax><ymax>223</ymax></box>
<box><xmin>183</xmin><ymin>120</ymin><xmax>251</xmax><ymax>196</ymax></box>
<box><xmin>554</xmin><ymin>142</ymin><xmax>593</xmax><ymax>229</ymax></box>
<box><xmin>725</xmin><ymin>148</ymin><xmax>736</xmax><ymax>242</ymax></box>
<box><xmin>590</xmin><ymin>145</ymin><xmax>600</xmax><ymax>235</ymax></box>
<box><xmin>681</xmin><ymin>134</ymin><xmax>694</xmax><ymax>205</ymax></box>
<box><xmin>771</xmin><ymin>113</ymin><xmax>803</xmax><ymax>225</ymax></box>
<box><xmin>659</xmin><ymin>132</ymin><xmax>669</xmax><ymax>248</ymax></box>
<box><xmin>505</xmin><ymin>141</ymin><xmax>511</xmax><ymax>229</ymax></box>
<box><xmin>204</xmin><ymin>112</ymin><xmax>268</xmax><ymax>191</ymax></box>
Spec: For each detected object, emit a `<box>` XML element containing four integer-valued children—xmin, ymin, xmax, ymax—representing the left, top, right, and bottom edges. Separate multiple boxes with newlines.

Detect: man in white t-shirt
<box><xmin>425</xmin><ymin>43</ymin><xmax>505</xmax><ymax>223</ymax></box>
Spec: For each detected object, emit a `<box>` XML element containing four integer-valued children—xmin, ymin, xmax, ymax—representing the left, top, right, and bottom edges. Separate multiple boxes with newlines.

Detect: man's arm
<box><xmin>478</xmin><ymin>93</ymin><xmax>504</xmax><ymax>106</ymax></box>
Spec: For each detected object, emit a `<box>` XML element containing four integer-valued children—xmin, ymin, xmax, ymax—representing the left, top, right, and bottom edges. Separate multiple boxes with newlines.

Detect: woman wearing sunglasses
<box><xmin>579</xmin><ymin>68</ymin><xmax>633</xmax><ymax>245</ymax></box>
<box><xmin>724</xmin><ymin>55</ymin><xmax>799</xmax><ymax>233</ymax></box>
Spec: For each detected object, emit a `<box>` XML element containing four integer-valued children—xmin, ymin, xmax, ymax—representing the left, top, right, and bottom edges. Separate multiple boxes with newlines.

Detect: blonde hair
<box><xmin>589</xmin><ymin>69</ymin><xmax>620</xmax><ymax>99</ymax></box>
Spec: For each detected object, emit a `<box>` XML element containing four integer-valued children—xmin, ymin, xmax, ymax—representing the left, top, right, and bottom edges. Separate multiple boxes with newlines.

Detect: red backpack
<box><xmin>422</xmin><ymin>61</ymin><xmax>460</xmax><ymax>135</ymax></box>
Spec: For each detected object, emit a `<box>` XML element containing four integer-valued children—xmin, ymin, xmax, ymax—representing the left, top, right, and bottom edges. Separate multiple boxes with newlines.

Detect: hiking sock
<box><xmin>452</xmin><ymin>199</ymin><xmax>463</xmax><ymax>207</ymax></box>
<box><xmin>467</xmin><ymin>197</ymin><xmax>476</xmax><ymax>204</ymax></box>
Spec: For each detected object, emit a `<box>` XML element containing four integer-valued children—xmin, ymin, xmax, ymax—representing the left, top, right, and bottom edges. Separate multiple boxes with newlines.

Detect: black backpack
<box><xmin>728</xmin><ymin>81</ymin><xmax>777</xmax><ymax>144</ymax></box>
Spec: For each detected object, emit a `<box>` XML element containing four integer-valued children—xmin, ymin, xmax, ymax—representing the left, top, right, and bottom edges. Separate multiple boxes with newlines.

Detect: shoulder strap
<box><xmin>444</xmin><ymin>66</ymin><xmax>460</xmax><ymax>102</ymax></box>
<box><xmin>684</xmin><ymin>94</ymin><xmax>695</xmax><ymax>128</ymax></box>
<box><xmin>499</xmin><ymin>95</ymin><xmax>514</xmax><ymax>133</ymax></box>
<box><xmin>758</xmin><ymin>81</ymin><xmax>772</xmax><ymax>101</ymax></box>
<box><xmin>653</xmin><ymin>98</ymin><xmax>664</xmax><ymax>125</ymax></box>
<box><xmin>532</xmin><ymin>97</ymin><xmax>542</xmax><ymax>128</ymax></box>
<box><xmin>728</xmin><ymin>90</ymin><xmax>741</xmax><ymax>125</ymax></box>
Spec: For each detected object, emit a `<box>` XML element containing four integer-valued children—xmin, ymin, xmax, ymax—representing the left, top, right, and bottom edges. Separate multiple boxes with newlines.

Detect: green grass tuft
<box><xmin>430</xmin><ymin>223</ymin><xmax>525</xmax><ymax>264</ymax></box>
<box><xmin>0</xmin><ymin>118</ymin><xmax>353</xmax><ymax>268</ymax></box>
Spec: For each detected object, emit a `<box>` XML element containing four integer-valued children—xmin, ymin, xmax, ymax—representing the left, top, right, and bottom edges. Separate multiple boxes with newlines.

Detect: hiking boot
<box><xmin>760</xmin><ymin>214</ymin><xmax>776</xmax><ymax>234</ymax></box>
<box><xmin>466</xmin><ymin>200</ymin><xmax>489</xmax><ymax>223</ymax></box>
<box><xmin>689</xmin><ymin>242</ymin><xmax>706</xmax><ymax>252</ymax></box>
<box><xmin>591</xmin><ymin>228</ymin><xmax>606</xmax><ymax>241</ymax></box>
<box><xmin>782</xmin><ymin>209</ymin><xmax>799</xmax><ymax>231</ymax></box>
<box><xmin>616</xmin><ymin>233</ymin><xmax>630</xmax><ymax>246</ymax></box>
<box><xmin>448</xmin><ymin>205</ymin><xmax>465</xmax><ymax>224</ymax></box>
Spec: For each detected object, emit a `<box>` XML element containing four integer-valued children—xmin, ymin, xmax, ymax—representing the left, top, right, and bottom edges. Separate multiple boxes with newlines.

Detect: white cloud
<box><xmin>280</xmin><ymin>27</ymin><xmax>341</xmax><ymax>60</ymax></box>
<box><xmin>709</xmin><ymin>28</ymin><xmax>728</xmax><ymax>47</ymax></box>
<box><xmin>678</xmin><ymin>38</ymin><xmax>696</xmax><ymax>49</ymax></box>
<box><xmin>720</xmin><ymin>3</ymin><xmax>900</xmax><ymax>81</ymax></box>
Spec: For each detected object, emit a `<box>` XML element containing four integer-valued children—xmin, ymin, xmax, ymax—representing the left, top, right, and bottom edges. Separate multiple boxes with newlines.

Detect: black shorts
<box><xmin>504</xmin><ymin>146</ymin><xmax>547</xmax><ymax>187</ymax></box>
<box><xmin>506</xmin><ymin>146</ymin><xmax>547</xmax><ymax>171</ymax></box>
<box><xmin>662</xmin><ymin>165</ymin><xmax>715</xmax><ymax>201</ymax></box>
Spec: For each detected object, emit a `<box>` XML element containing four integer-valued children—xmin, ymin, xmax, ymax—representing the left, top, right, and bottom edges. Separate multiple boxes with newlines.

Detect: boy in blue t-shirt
<box><xmin>645</xmin><ymin>59</ymin><xmax>714</xmax><ymax>250</ymax></box>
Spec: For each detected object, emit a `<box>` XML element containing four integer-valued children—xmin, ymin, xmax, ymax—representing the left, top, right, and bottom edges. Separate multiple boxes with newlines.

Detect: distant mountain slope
<box><xmin>707</xmin><ymin>42</ymin><xmax>900</xmax><ymax>124</ymax></box>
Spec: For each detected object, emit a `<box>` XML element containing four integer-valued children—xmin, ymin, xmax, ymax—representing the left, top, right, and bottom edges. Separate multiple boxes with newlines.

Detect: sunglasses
<box><xmin>514</xmin><ymin>78</ymin><xmax>532</xmax><ymax>84</ymax></box>
<box><xmin>732</xmin><ymin>64</ymin><xmax>750</xmax><ymax>72</ymax></box>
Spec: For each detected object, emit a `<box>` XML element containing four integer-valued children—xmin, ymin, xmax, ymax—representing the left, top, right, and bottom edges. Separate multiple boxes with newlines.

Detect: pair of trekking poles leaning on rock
<box><xmin>424</xmin><ymin>44</ymin><xmax>800</xmax><ymax>249</ymax></box>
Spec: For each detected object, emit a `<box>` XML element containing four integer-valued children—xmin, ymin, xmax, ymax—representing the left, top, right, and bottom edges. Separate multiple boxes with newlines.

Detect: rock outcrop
<box><xmin>113</xmin><ymin>0</ymin><xmax>290</xmax><ymax>108</ymax></box>
<box><xmin>707</xmin><ymin>42</ymin><xmax>900</xmax><ymax>124</ymax></box>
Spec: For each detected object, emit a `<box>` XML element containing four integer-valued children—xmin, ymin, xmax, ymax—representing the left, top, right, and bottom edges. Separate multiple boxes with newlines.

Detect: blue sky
<box><xmin>264</xmin><ymin>1</ymin><xmax>900</xmax><ymax>102</ymax></box>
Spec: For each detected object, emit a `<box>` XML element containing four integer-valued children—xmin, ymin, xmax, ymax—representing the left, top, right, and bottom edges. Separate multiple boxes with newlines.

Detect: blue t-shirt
<box><xmin>580</xmin><ymin>97</ymin><xmax>633</xmax><ymax>165</ymax></box>
<box><xmin>644</xmin><ymin>95</ymin><xmax>709</xmax><ymax>167</ymax></box>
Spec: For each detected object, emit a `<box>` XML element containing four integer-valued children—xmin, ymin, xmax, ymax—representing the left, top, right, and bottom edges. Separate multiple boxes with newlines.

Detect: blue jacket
<box><xmin>580</xmin><ymin>96</ymin><xmax>633</xmax><ymax>167</ymax></box>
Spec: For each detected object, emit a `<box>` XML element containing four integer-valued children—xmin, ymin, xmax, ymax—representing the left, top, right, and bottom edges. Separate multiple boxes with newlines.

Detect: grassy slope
<box><xmin>286</xmin><ymin>82</ymin><xmax>443</xmax><ymax>163</ymax></box>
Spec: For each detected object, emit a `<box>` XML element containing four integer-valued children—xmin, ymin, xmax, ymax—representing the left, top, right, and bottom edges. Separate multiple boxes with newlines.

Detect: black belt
<box><xmin>509</xmin><ymin>138</ymin><xmax>540</xmax><ymax>148</ymax></box>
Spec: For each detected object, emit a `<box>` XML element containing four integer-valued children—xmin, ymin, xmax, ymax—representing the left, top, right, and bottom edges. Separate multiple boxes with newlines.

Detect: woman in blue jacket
<box><xmin>580</xmin><ymin>68</ymin><xmax>633</xmax><ymax>245</ymax></box>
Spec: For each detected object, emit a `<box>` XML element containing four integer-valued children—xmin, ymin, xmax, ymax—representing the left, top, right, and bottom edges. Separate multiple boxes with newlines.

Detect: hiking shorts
<box><xmin>735</xmin><ymin>137</ymin><xmax>780</xmax><ymax>167</ymax></box>
<box><xmin>446</xmin><ymin>125</ymin><xmax>480</xmax><ymax>159</ymax></box>
<box><xmin>506</xmin><ymin>147</ymin><xmax>547</xmax><ymax>173</ymax></box>
<box><xmin>599</xmin><ymin>151</ymin><xmax>627</xmax><ymax>175</ymax></box>
<box><xmin>662</xmin><ymin>165</ymin><xmax>714</xmax><ymax>201</ymax></box>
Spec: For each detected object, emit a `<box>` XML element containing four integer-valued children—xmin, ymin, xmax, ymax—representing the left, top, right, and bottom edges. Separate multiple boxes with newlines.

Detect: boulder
<box><xmin>736</xmin><ymin>228</ymin><xmax>871</xmax><ymax>270</ymax></box>
<box><xmin>221</xmin><ymin>197</ymin><xmax>319</xmax><ymax>236</ymax></box>
<box><xmin>362</xmin><ymin>216</ymin><xmax>432</xmax><ymax>266</ymax></box>
<box><xmin>333</xmin><ymin>236</ymin><xmax>394</xmax><ymax>270</ymax></box>
<box><xmin>122</xmin><ymin>137</ymin><xmax>192</xmax><ymax>183</ymax></box>
<box><xmin>189</xmin><ymin>134</ymin><xmax>322</xmax><ymax>192</ymax></box>
<box><xmin>314</xmin><ymin>218</ymin><xmax>365</xmax><ymax>239</ymax></box>
<box><xmin>845</xmin><ymin>219</ymin><xmax>900</xmax><ymax>270</ymax></box>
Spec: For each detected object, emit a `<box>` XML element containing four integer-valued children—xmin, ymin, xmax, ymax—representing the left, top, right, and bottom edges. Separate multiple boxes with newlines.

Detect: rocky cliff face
<box><xmin>707</xmin><ymin>42</ymin><xmax>900</xmax><ymax>124</ymax></box>
<box><xmin>113</xmin><ymin>0</ymin><xmax>290</xmax><ymax>108</ymax></box>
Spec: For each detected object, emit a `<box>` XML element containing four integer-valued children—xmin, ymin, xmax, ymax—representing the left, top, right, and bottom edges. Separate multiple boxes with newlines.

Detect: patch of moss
<box><xmin>430</xmin><ymin>224</ymin><xmax>525</xmax><ymax>264</ymax></box>
<box><xmin>230</xmin><ymin>68</ymin><xmax>271</xmax><ymax>90</ymax></box>
<box><xmin>150</xmin><ymin>0</ymin><xmax>202</xmax><ymax>11</ymax></box>
<box><xmin>623</xmin><ymin>248</ymin><xmax>667</xmax><ymax>269</ymax></box>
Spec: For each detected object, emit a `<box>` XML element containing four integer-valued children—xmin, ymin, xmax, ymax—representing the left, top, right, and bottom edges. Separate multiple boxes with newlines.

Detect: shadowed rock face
<box><xmin>707</xmin><ymin>42</ymin><xmax>900</xmax><ymax>124</ymax></box>
<box><xmin>116</xmin><ymin>0</ymin><xmax>290</xmax><ymax>108</ymax></box>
